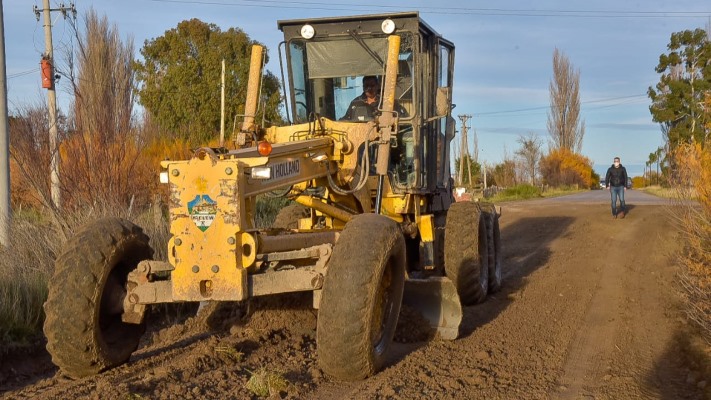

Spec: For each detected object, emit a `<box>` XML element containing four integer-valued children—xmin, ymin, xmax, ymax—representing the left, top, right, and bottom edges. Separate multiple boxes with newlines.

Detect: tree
<box><xmin>539</xmin><ymin>148</ymin><xmax>594</xmax><ymax>188</ymax></box>
<box><xmin>134</xmin><ymin>19</ymin><xmax>283</xmax><ymax>144</ymax></box>
<box><xmin>547</xmin><ymin>48</ymin><xmax>585</xmax><ymax>153</ymax></box>
<box><xmin>490</xmin><ymin>159</ymin><xmax>518</xmax><ymax>188</ymax></box>
<box><xmin>53</xmin><ymin>9</ymin><xmax>155</xmax><ymax>210</ymax></box>
<box><xmin>648</xmin><ymin>150</ymin><xmax>658</xmax><ymax>185</ymax></box>
<box><xmin>648</xmin><ymin>28</ymin><xmax>711</xmax><ymax>149</ymax></box>
<box><xmin>67</xmin><ymin>8</ymin><xmax>134</xmax><ymax>139</ymax></box>
<box><xmin>454</xmin><ymin>154</ymin><xmax>481</xmax><ymax>187</ymax></box>
<box><xmin>515</xmin><ymin>133</ymin><xmax>543</xmax><ymax>185</ymax></box>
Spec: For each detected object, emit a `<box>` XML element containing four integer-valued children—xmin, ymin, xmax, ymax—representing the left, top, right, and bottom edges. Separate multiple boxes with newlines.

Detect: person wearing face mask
<box><xmin>605</xmin><ymin>156</ymin><xmax>629</xmax><ymax>219</ymax></box>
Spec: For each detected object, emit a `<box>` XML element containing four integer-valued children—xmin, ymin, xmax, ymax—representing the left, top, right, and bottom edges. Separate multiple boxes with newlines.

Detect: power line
<box><xmin>8</xmin><ymin>68</ymin><xmax>40</xmax><ymax>79</ymax></box>
<box><xmin>146</xmin><ymin>0</ymin><xmax>711</xmax><ymax>18</ymax></box>
<box><xmin>473</xmin><ymin>94</ymin><xmax>648</xmax><ymax>117</ymax></box>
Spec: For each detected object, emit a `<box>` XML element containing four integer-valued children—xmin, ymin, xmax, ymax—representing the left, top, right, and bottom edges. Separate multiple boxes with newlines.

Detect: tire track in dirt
<box><xmin>554</xmin><ymin>212</ymin><xmax>635</xmax><ymax>398</ymax></box>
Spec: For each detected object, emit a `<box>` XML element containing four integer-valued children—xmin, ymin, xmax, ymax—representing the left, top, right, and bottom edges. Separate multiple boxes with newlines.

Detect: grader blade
<box><xmin>402</xmin><ymin>277</ymin><xmax>462</xmax><ymax>340</ymax></box>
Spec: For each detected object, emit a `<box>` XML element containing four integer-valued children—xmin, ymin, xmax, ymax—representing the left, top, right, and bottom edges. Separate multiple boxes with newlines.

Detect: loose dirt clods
<box><xmin>1</xmin><ymin>198</ymin><xmax>709</xmax><ymax>399</ymax></box>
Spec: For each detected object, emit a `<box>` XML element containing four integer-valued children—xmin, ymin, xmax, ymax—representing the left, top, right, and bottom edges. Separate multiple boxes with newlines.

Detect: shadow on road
<box><xmin>459</xmin><ymin>215</ymin><xmax>575</xmax><ymax>338</ymax></box>
<box><xmin>644</xmin><ymin>328</ymin><xmax>709</xmax><ymax>400</ymax></box>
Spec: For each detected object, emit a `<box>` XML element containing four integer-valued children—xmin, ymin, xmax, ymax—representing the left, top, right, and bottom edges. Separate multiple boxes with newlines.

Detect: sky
<box><xmin>4</xmin><ymin>1</ymin><xmax>711</xmax><ymax>178</ymax></box>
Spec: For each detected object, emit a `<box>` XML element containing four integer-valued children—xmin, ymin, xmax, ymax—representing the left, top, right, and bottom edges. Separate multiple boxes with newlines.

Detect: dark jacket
<box><xmin>341</xmin><ymin>94</ymin><xmax>409</xmax><ymax>121</ymax></box>
<box><xmin>605</xmin><ymin>164</ymin><xmax>628</xmax><ymax>188</ymax></box>
<box><xmin>341</xmin><ymin>94</ymin><xmax>380</xmax><ymax>121</ymax></box>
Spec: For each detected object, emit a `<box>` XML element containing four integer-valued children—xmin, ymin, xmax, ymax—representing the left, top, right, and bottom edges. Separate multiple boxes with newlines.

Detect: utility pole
<box><xmin>472</xmin><ymin>127</ymin><xmax>479</xmax><ymax>164</ymax></box>
<box><xmin>219</xmin><ymin>59</ymin><xmax>226</xmax><ymax>147</ymax></box>
<box><xmin>34</xmin><ymin>1</ymin><xmax>75</xmax><ymax>209</ymax></box>
<box><xmin>458</xmin><ymin>114</ymin><xmax>473</xmax><ymax>187</ymax></box>
<box><xmin>0</xmin><ymin>0</ymin><xmax>11</xmax><ymax>245</ymax></box>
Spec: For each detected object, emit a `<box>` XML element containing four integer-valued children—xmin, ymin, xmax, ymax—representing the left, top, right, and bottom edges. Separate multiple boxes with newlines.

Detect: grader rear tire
<box><xmin>444</xmin><ymin>202</ymin><xmax>489</xmax><ymax>305</ymax></box>
<box><xmin>481</xmin><ymin>204</ymin><xmax>502</xmax><ymax>293</ymax></box>
<box><xmin>317</xmin><ymin>214</ymin><xmax>406</xmax><ymax>381</ymax></box>
<box><xmin>43</xmin><ymin>217</ymin><xmax>153</xmax><ymax>378</ymax></box>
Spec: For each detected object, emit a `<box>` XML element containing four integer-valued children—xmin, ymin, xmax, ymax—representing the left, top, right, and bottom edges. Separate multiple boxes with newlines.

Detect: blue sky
<box><xmin>4</xmin><ymin>1</ymin><xmax>711</xmax><ymax>177</ymax></box>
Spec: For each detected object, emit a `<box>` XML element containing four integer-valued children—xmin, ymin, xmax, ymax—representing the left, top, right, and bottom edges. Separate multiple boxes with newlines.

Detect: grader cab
<box><xmin>43</xmin><ymin>12</ymin><xmax>502</xmax><ymax>381</ymax></box>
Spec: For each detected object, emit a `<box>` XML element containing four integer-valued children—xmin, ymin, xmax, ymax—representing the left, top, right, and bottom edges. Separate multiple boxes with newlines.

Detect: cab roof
<box><xmin>277</xmin><ymin>11</ymin><xmax>446</xmax><ymax>44</ymax></box>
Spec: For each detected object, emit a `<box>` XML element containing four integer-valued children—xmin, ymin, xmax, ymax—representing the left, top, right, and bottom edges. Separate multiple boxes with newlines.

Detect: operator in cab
<box><xmin>341</xmin><ymin>75</ymin><xmax>409</xmax><ymax>122</ymax></box>
<box><xmin>341</xmin><ymin>75</ymin><xmax>381</xmax><ymax>121</ymax></box>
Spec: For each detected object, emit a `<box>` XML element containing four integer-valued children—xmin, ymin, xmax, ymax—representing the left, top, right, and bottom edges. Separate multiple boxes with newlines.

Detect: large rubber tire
<box><xmin>43</xmin><ymin>217</ymin><xmax>153</xmax><ymax>378</ymax></box>
<box><xmin>272</xmin><ymin>204</ymin><xmax>309</xmax><ymax>229</ymax></box>
<box><xmin>481</xmin><ymin>204</ymin><xmax>503</xmax><ymax>293</ymax></box>
<box><xmin>317</xmin><ymin>214</ymin><xmax>406</xmax><ymax>381</ymax></box>
<box><xmin>444</xmin><ymin>202</ymin><xmax>489</xmax><ymax>306</ymax></box>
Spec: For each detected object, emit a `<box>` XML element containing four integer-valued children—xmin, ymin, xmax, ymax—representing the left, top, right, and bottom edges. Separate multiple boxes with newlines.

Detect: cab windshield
<box><xmin>287</xmin><ymin>32</ymin><xmax>415</xmax><ymax>123</ymax></box>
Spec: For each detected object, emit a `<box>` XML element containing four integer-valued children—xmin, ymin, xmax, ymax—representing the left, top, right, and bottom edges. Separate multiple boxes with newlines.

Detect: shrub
<box><xmin>540</xmin><ymin>148</ymin><xmax>594</xmax><ymax>188</ymax></box>
<box><xmin>631</xmin><ymin>176</ymin><xmax>645</xmax><ymax>188</ymax></box>
<box><xmin>671</xmin><ymin>142</ymin><xmax>711</xmax><ymax>341</ymax></box>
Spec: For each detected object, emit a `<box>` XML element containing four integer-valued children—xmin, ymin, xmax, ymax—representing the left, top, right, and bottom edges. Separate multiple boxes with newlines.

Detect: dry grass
<box><xmin>640</xmin><ymin>185</ymin><xmax>694</xmax><ymax>200</ymax></box>
<box><xmin>245</xmin><ymin>367</ymin><xmax>288</xmax><ymax>397</ymax></box>
<box><xmin>670</xmin><ymin>143</ymin><xmax>711</xmax><ymax>343</ymax></box>
<box><xmin>0</xmin><ymin>210</ymin><xmax>60</xmax><ymax>344</ymax></box>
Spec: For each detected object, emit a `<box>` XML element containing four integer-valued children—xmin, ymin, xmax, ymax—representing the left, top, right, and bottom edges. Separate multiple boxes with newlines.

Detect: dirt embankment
<box><xmin>1</xmin><ymin>198</ymin><xmax>709</xmax><ymax>399</ymax></box>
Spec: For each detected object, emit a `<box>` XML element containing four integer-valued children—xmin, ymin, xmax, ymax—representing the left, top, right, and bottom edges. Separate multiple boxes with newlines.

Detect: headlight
<box><xmin>159</xmin><ymin>171</ymin><xmax>169</xmax><ymax>184</ymax></box>
<box><xmin>381</xmin><ymin>19</ymin><xmax>396</xmax><ymax>34</ymax></box>
<box><xmin>300</xmin><ymin>24</ymin><xmax>315</xmax><ymax>39</ymax></box>
<box><xmin>251</xmin><ymin>166</ymin><xmax>271</xmax><ymax>180</ymax></box>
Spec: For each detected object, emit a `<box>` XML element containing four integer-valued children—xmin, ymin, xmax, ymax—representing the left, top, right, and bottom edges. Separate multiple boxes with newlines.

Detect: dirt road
<box><xmin>1</xmin><ymin>190</ymin><xmax>708</xmax><ymax>399</ymax></box>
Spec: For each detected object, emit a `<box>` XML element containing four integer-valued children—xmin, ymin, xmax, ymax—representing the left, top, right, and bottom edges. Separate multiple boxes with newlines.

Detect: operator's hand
<box><xmin>606</xmin><ymin>186</ymin><xmax>610</xmax><ymax>191</ymax></box>
<box><xmin>624</xmin><ymin>187</ymin><xmax>627</xmax><ymax>192</ymax></box>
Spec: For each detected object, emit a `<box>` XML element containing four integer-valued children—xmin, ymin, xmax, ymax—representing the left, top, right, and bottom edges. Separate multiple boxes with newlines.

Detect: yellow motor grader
<box><xmin>43</xmin><ymin>12</ymin><xmax>502</xmax><ymax>381</ymax></box>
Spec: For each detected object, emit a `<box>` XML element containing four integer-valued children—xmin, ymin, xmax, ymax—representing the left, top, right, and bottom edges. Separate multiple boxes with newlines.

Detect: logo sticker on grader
<box><xmin>188</xmin><ymin>195</ymin><xmax>218</xmax><ymax>231</ymax></box>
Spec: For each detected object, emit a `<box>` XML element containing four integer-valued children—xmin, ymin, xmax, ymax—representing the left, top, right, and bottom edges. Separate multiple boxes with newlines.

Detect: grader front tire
<box><xmin>317</xmin><ymin>214</ymin><xmax>406</xmax><ymax>381</ymax></box>
<box><xmin>444</xmin><ymin>202</ymin><xmax>489</xmax><ymax>306</ymax></box>
<box><xmin>43</xmin><ymin>217</ymin><xmax>153</xmax><ymax>378</ymax></box>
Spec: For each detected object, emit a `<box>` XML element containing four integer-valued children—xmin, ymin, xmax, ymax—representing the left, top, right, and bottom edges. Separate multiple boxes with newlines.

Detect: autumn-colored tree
<box><xmin>134</xmin><ymin>19</ymin><xmax>283</xmax><ymax>144</ymax></box>
<box><xmin>56</xmin><ymin>10</ymin><xmax>155</xmax><ymax>209</ymax></box>
<box><xmin>8</xmin><ymin>104</ymin><xmax>63</xmax><ymax>208</ymax></box>
<box><xmin>10</xmin><ymin>11</ymin><xmax>156</xmax><ymax>214</ymax></box>
<box><xmin>547</xmin><ymin>48</ymin><xmax>585</xmax><ymax>153</ymax></box>
<box><xmin>539</xmin><ymin>148</ymin><xmax>594</xmax><ymax>188</ymax></box>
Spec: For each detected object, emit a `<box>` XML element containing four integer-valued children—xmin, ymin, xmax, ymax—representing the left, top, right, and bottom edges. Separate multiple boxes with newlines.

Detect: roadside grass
<box><xmin>639</xmin><ymin>185</ymin><xmax>689</xmax><ymax>199</ymax></box>
<box><xmin>486</xmin><ymin>184</ymin><xmax>586</xmax><ymax>202</ymax></box>
<box><xmin>0</xmin><ymin>215</ymin><xmax>58</xmax><ymax>346</ymax></box>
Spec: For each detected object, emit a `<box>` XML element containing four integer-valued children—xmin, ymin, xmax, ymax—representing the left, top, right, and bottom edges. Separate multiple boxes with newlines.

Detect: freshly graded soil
<box><xmin>1</xmin><ymin>192</ymin><xmax>708</xmax><ymax>399</ymax></box>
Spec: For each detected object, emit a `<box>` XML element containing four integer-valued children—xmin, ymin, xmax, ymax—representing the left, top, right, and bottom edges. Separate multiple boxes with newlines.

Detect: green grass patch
<box><xmin>486</xmin><ymin>184</ymin><xmax>586</xmax><ymax>202</ymax></box>
<box><xmin>488</xmin><ymin>184</ymin><xmax>542</xmax><ymax>202</ymax></box>
<box><xmin>540</xmin><ymin>185</ymin><xmax>588</xmax><ymax>198</ymax></box>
